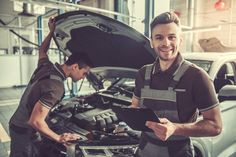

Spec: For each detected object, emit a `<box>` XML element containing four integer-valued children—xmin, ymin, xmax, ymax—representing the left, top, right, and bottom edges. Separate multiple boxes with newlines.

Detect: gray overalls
<box><xmin>137</xmin><ymin>60</ymin><xmax>195</xmax><ymax>157</ymax></box>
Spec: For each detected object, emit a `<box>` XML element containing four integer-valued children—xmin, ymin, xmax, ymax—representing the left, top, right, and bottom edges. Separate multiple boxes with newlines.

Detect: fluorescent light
<box><xmin>182</xmin><ymin>25</ymin><xmax>222</xmax><ymax>33</ymax></box>
<box><xmin>11</xmin><ymin>0</ymin><xmax>142</xmax><ymax>20</ymax></box>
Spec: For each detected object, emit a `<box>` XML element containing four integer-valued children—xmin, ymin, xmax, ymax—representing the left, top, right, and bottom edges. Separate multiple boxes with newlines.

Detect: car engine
<box><xmin>39</xmin><ymin>91</ymin><xmax>140</xmax><ymax>157</ymax></box>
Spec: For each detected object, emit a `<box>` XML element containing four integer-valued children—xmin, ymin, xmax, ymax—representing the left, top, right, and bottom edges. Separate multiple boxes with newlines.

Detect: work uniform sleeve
<box><xmin>192</xmin><ymin>68</ymin><xmax>219</xmax><ymax>112</ymax></box>
<box><xmin>38</xmin><ymin>79</ymin><xmax>64</xmax><ymax>109</ymax></box>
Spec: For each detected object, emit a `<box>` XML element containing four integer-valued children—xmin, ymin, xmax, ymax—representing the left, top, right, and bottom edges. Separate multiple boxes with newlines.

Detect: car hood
<box><xmin>54</xmin><ymin>10</ymin><xmax>156</xmax><ymax>69</ymax></box>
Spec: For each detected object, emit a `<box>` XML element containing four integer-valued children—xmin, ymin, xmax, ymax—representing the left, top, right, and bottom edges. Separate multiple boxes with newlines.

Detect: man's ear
<box><xmin>71</xmin><ymin>63</ymin><xmax>79</xmax><ymax>70</ymax></box>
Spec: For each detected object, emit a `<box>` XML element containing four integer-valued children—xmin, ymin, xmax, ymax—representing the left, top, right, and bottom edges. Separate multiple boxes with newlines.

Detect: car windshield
<box><xmin>186</xmin><ymin>59</ymin><xmax>213</xmax><ymax>73</ymax></box>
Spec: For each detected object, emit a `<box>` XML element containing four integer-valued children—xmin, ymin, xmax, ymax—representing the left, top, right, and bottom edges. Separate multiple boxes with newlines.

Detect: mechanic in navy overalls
<box><xmin>131</xmin><ymin>12</ymin><xmax>222</xmax><ymax>157</ymax></box>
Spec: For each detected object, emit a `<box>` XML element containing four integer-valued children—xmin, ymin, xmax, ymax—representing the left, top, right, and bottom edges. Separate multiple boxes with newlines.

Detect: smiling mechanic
<box><xmin>131</xmin><ymin>12</ymin><xmax>222</xmax><ymax>157</ymax></box>
<box><xmin>9</xmin><ymin>17</ymin><xmax>93</xmax><ymax>157</ymax></box>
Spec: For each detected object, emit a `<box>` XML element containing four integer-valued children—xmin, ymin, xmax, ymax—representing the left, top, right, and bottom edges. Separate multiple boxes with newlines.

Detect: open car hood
<box><xmin>54</xmin><ymin>10</ymin><xmax>156</xmax><ymax>69</ymax></box>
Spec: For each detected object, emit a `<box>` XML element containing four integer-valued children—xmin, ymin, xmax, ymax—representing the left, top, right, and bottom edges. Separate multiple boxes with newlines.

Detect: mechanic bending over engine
<box><xmin>9</xmin><ymin>17</ymin><xmax>93</xmax><ymax>157</ymax></box>
<box><xmin>131</xmin><ymin>12</ymin><xmax>222</xmax><ymax>157</ymax></box>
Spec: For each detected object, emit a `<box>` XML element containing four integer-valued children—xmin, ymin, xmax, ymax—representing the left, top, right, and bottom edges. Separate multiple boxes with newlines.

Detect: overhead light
<box><xmin>182</xmin><ymin>25</ymin><xmax>222</xmax><ymax>33</ymax></box>
<box><xmin>214</xmin><ymin>0</ymin><xmax>225</xmax><ymax>10</ymax></box>
<box><xmin>11</xmin><ymin>0</ymin><xmax>142</xmax><ymax>20</ymax></box>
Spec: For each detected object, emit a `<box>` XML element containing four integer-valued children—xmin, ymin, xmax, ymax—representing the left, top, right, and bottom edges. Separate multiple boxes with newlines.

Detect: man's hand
<box><xmin>146</xmin><ymin>118</ymin><xmax>176</xmax><ymax>141</ymax></box>
<box><xmin>58</xmin><ymin>133</ymin><xmax>81</xmax><ymax>143</ymax></box>
<box><xmin>48</xmin><ymin>17</ymin><xmax>56</xmax><ymax>33</ymax></box>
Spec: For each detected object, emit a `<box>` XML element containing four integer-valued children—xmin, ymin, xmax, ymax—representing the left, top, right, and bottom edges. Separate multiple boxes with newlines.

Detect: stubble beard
<box><xmin>158</xmin><ymin>46</ymin><xmax>178</xmax><ymax>61</ymax></box>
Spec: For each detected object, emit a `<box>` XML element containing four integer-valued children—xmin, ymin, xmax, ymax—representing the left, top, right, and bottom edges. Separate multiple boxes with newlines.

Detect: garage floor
<box><xmin>0</xmin><ymin>87</ymin><xmax>25</xmax><ymax>157</ymax></box>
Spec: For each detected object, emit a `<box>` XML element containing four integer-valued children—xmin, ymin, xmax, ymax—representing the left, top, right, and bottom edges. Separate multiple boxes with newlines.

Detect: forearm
<box><xmin>29</xmin><ymin>119</ymin><xmax>60</xmax><ymax>142</ymax></box>
<box><xmin>39</xmin><ymin>31</ymin><xmax>54</xmax><ymax>59</ymax></box>
<box><xmin>174</xmin><ymin>106</ymin><xmax>222</xmax><ymax>137</ymax></box>
<box><xmin>174</xmin><ymin>119</ymin><xmax>222</xmax><ymax>137</ymax></box>
<box><xmin>28</xmin><ymin>101</ymin><xmax>61</xmax><ymax>142</ymax></box>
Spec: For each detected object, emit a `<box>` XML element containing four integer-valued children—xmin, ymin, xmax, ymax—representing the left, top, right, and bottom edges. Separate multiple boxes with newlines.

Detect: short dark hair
<box><xmin>150</xmin><ymin>12</ymin><xmax>181</xmax><ymax>33</ymax></box>
<box><xmin>65</xmin><ymin>53</ymin><xmax>93</xmax><ymax>69</ymax></box>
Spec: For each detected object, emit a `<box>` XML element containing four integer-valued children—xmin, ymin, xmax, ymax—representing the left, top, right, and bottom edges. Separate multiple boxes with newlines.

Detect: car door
<box><xmin>211</xmin><ymin>62</ymin><xmax>236</xmax><ymax>157</ymax></box>
<box><xmin>211</xmin><ymin>100</ymin><xmax>236</xmax><ymax>157</ymax></box>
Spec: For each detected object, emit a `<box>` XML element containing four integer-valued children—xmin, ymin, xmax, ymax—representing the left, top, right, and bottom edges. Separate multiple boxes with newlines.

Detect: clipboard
<box><xmin>112</xmin><ymin>106</ymin><xmax>160</xmax><ymax>132</ymax></box>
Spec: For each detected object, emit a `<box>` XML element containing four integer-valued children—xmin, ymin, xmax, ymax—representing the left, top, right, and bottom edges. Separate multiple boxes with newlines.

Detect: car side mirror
<box><xmin>218</xmin><ymin>85</ymin><xmax>236</xmax><ymax>102</ymax></box>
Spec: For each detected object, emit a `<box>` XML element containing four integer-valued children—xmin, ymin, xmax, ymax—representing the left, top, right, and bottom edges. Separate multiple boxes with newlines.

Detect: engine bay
<box><xmin>40</xmin><ymin>89</ymin><xmax>140</xmax><ymax>157</ymax></box>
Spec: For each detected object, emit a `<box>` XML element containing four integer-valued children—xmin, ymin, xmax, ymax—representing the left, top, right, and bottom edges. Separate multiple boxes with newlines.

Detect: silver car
<box><xmin>183</xmin><ymin>52</ymin><xmax>236</xmax><ymax>157</ymax></box>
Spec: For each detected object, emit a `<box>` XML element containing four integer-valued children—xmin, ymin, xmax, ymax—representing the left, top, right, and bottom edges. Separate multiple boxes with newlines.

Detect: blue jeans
<box><xmin>9</xmin><ymin>127</ymin><xmax>38</xmax><ymax>157</ymax></box>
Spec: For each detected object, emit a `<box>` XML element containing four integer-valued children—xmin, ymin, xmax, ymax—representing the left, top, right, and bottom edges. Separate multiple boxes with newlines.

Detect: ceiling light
<box><xmin>214</xmin><ymin>0</ymin><xmax>225</xmax><ymax>10</ymax></box>
<box><xmin>18</xmin><ymin>3</ymin><xmax>35</xmax><ymax>17</ymax></box>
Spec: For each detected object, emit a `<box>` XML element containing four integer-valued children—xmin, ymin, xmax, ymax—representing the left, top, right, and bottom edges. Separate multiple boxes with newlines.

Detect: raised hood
<box><xmin>54</xmin><ymin>10</ymin><xmax>156</xmax><ymax>69</ymax></box>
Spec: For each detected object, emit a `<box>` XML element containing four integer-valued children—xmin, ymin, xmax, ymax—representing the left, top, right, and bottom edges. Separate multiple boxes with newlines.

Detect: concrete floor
<box><xmin>0</xmin><ymin>87</ymin><xmax>25</xmax><ymax>157</ymax></box>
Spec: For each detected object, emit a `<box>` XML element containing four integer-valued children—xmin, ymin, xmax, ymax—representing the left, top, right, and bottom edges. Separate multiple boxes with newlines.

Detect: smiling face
<box><xmin>150</xmin><ymin>22</ymin><xmax>182</xmax><ymax>62</ymax></box>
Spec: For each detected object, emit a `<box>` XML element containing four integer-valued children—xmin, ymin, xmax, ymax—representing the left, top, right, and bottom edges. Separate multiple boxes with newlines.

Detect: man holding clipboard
<box><xmin>130</xmin><ymin>12</ymin><xmax>222</xmax><ymax>157</ymax></box>
<box><xmin>112</xmin><ymin>106</ymin><xmax>161</xmax><ymax>132</ymax></box>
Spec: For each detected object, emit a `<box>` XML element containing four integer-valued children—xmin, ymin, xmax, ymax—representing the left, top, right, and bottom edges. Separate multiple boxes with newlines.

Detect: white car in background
<box><xmin>183</xmin><ymin>52</ymin><xmax>236</xmax><ymax>157</ymax></box>
<box><xmin>183</xmin><ymin>52</ymin><xmax>236</xmax><ymax>93</ymax></box>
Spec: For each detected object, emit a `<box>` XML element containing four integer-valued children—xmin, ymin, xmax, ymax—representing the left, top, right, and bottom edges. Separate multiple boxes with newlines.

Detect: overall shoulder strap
<box><xmin>48</xmin><ymin>75</ymin><xmax>63</xmax><ymax>82</ymax></box>
<box><xmin>37</xmin><ymin>74</ymin><xmax>63</xmax><ymax>83</ymax></box>
<box><xmin>30</xmin><ymin>61</ymin><xmax>64</xmax><ymax>84</ymax></box>
<box><xmin>169</xmin><ymin>60</ymin><xmax>192</xmax><ymax>90</ymax></box>
<box><xmin>144</xmin><ymin>63</ymin><xmax>154</xmax><ymax>88</ymax></box>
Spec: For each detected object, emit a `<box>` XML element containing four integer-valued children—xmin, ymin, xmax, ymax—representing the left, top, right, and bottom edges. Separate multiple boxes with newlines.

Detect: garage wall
<box><xmin>0</xmin><ymin>0</ymin><xmax>17</xmax><ymax>54</ymax></box>
<box><xmin>0</xmin><ymin>0</ymin><xmax>114</xmax><ymax>88</ymax></box>
<box><xmin>0</xmin><ymin>55</ymin><xmax>21</xmax><ymax>87</ymax></box>
<box><xmin>1</xmin><ymin>0</ymin><xmax>236</xmax><ymax>87</ymax></box>
<box><xmin>0</xmin><ymin>55</ymin><xmax>59</xmax><ymax>88</ymax></box>
<box><xmin>170</xmin><ymin>0</ymin><xmax>236</xmax><ymax>52</ymax></box>
<box><xmin>193</xmin><ymin>0</ymin><xmax>236</xmax><ymax>51</ymax></box>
